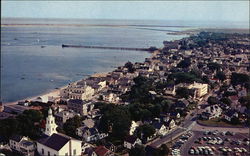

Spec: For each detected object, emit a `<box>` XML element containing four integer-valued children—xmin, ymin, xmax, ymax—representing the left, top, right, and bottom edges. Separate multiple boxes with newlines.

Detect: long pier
<box><xmin>62</xmin><ymin>44</ymin><xmax>158</xmax><ymax>52</ymax></box>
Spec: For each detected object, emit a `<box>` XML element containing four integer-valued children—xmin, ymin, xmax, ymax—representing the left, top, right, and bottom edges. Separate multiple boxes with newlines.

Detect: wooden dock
<box><xmin>62</xmin><ymin>44</ymin><xmax>158</xmax><ymax>52</ymax></box>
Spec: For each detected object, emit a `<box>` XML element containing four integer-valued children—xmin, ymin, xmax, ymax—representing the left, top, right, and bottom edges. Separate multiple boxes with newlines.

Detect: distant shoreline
<box><xmin>1</xmin><ymin>23</ymin><xmax>191</xmax><ymax>28</ymax></box>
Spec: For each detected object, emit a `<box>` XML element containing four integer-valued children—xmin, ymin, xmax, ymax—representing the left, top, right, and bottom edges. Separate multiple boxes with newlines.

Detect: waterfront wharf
<box><xmin>62</xmin><ymin>44</ymin><xmax>158</xmax><ymax>52</ymax></box>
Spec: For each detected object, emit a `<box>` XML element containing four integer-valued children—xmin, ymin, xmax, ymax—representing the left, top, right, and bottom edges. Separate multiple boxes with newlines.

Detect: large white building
<box><xmin>67</xmin><ymin>99</ymin><xmax>94</xmax><ymax>116</ymax></box>
<box><xmin>187</xmin><ymin>82</ymin><xmax>208</xmax><ymax>98</ymax></box>
<box><xmin>60</xmin><ymin>83</ymin><xmax>95</xmax><ymax>101</ymax></box>
<box><xmin>37</xmin><ymin>108</ymin><xmax>82</xmax><ymax>156</ymax></box>
<box><xmin>37</xmin><ymin>133</ymin><xmax>82</xmax><ymax>156</ymax></box>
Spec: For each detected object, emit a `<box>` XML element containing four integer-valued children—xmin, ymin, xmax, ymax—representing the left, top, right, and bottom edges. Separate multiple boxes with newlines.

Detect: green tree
<box><xmin>161</xmin><ymin>100</ymin><xmax>173</xmax><ymax>112</ymax></box>
<box><xmin>177</xmin><ymin>58</ymin><xmax>191</xmax><ymax>68</ymax></box>
<box><xmin>123</xmin><ymin>75</ymin><xmax>154</xmax><ymax>104</ymax></box>
<box><xmin>190</xmin><ymin>69</ymin><xmax>202</xmax><ymax>79</ymax></box>
<box><xmin>16</xmin><ymin>110</ymin><xmax>43</xmax><ymax>139</ymax></box>
<box><xmin>176</xmin><ymin>87</ymin><xmax>191</xmax><ymax>99</ymax></box>
<box><xmin>207</xmin><ymin>96</ymin><xmax>218</xmax><ymax>105</ymax></box>
<box><xmin>135</xmin><ymin>124</ymin><xmax>155</xmax><ymax>141</ymax></box>
<box><xmin>0</xmin><ymin>118</ymin><xmax>19</xmax><ymax>141</ymax></box>
<box><xmin>124</xmin><ymin>61</ymin><xmax>135</xmax><ymax>73</ymax></box>
<box><xmin>231</xmin><ymin>73</ymin><xmax>250</xmax><ymax>88</ymax></box>
<box><xmin>207</xmin><ymin>62</ymin><xmax>221</xmax><ymax>71</ymax></box>
<box><xmin>169</xmin><ymin>72</ymin><xmax>203</xmax><ymax>84</ymax></box>
<box><xmin>98</xmin><ymin>105</ymin><xmax>131</xmax><ymax>140</ymax></box>
<box><xmin>63</xmin><ymin>115</ymin><xmax>82</xmax><ymax>138</ymax></box>
<box><xmin>239</xmin><ymin>95</ymin><xmax>250</xmax><ymax>109</ymax></box>
<box><xmin>140</xmin><ymin>109</ymin><xmax>152</xmax><ymax>121</ymax></box>
<box><xmin>215</xmin><ymin>71</ymin><xmax>226</xmax><ymax>81</ymax></box>
<box><xmin>159</xmin><ymin>144</ymin><xmax>170</xmax><ymax>156</ymax></box>
<box><xmin>231</xmin><ymin>117</ymin><xmax>240</xmax><ymax>125</ymax></box>
<box><xmin>151</xmin><ymin>104</ymin><xmax>162</xmax><ymax>117</ymax></box>
<box><xmin>129</xmin><ymin>145</ymin><xmax>146</xmax><ymax>156</ymax></box>
<box><xmin>220</xmin><ymin>97</ymin><xmax>232</xmax><ymax>106</ymax></box>
<box><xmin>22</xmin><ymin>110</ymin><xmax>43</xmax><ymax>122</ymax></box>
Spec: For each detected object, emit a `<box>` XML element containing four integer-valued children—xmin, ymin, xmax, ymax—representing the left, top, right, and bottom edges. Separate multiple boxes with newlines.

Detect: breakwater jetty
<box><xmin>62</xmin><ymin>44</ymin><xmax>158</xmax><ymax>52</ymax></box>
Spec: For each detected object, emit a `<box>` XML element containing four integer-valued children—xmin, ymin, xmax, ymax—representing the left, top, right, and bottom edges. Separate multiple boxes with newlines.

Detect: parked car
<box><xmin>189</xmin><ymin>148</ymin><xmax>195</xmax><ymax>155</ymax></box>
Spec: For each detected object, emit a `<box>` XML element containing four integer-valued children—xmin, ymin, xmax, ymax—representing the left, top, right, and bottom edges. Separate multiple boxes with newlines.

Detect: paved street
<box><xmin>150</xmin><ymin>110</ymin><xmax>196</xmax><ymax>148</ymax></box>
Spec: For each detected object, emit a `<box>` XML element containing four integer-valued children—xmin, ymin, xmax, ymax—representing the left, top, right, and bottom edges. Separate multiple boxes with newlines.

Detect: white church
<box><xmin>37</xmin><ymin>108</ymin><xmax>82</xmax><ymax>156</ymax></box>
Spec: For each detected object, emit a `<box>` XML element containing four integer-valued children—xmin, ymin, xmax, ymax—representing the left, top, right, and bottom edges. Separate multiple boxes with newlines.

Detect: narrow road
<box><xmin>149</xmin><ymin>87</ymin><xmax>220</xmax><ymax>148</ymax></box>
<box><xmin>150</xmin><ymin>112</ymin><xmax>196</xmax><ymax>148</ymax></box>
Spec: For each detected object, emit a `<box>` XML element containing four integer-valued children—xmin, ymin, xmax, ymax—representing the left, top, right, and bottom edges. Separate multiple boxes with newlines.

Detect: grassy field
<box><xmin>198</xmin><ymin>118</ymin><xmax>243</xmax><ymax>127</ymax></box>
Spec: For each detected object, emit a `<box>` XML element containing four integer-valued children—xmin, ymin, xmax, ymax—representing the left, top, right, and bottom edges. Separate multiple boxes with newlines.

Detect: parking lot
<box><xmin>171</xmin><ymin>130</ymin><xmax>249</xmax><ymax>156</ymax></box>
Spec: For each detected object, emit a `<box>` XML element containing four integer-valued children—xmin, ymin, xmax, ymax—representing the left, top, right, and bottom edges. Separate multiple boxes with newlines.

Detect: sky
<box><xmin>1</xmin><ymin>1</ymin><xmax>249</xmax><ymax>22</ymax></box>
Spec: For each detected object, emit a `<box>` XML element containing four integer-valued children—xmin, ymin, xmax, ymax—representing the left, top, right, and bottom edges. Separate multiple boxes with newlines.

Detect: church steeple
<box><xmin>45</xmin><ymin>108</ymin><xmax>57</xmax><ymax>136</ymax></box>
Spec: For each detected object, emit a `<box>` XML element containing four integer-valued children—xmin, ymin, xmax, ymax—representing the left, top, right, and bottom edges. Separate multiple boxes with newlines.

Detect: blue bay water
<box><xmin>1</xmin><ymin>19</ymin><xmax>188</xmax><ymax>103</ymax></box>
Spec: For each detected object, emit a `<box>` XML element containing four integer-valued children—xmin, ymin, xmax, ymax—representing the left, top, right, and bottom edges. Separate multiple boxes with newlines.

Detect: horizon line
<box><xmin>1</xmin><ymin>17</ymin><xmax>249</xmax><ymax>23</ymax></box>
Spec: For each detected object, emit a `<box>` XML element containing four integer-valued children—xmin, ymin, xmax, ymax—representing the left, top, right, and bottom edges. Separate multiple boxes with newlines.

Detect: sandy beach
<box><xmin>3</xmin><ymin>72</ymin><xmax>110</xmax><ymax>106</ymax></box>
<box><xmin>3</xmin><ymin>87</ymin><xmax>65</xmax><ymax>106</ymax></box>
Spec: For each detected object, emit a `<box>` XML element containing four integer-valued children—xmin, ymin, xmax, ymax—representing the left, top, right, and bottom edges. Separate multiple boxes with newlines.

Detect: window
<box><xmin>51</xmin><ymin>121</ymin><xmax>53</xmax><ymax>124</ymax></box>
<box><xmin>73</xmin><ymin>149</ymin><xmax>76</xmax><ymax>155</ymax></box>
<box><xmin>48</xmin><ymin>151</ymin><xmax>50</xmax><ymax>156</ymax></box>
<box><xmin>42</xmin><ymin>149</ymin><xmax>44</xmax><ymax>154</ymax></box>
<box><xmin>65</xmin><ymin>153</ymin><xmax>68</xmax><ymax>156</ymax></box>
<box><xmin>54</xmin><ymin>155</ymin><xmax>56</xmax><ymax>156</ymax></box>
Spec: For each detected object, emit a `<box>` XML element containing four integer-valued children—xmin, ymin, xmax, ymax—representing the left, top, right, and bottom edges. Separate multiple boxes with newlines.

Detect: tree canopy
<box><xmin>135</xmin><ymin>124</ymin><xmax>155</xmax><ymax>142</ymax></box>
<box><xmin>0</xmin><ymin>110</ymin><xmax>43</xmax><ymax>141</ymax></box>
<box><xmin>124</xmin><ymin>61</ymin><xmax>136</xmax><ymax>73</ymax></box>
<box><xmin>129</xmin><ymin>145</ymin><xmax>146</xmax><ymax>156</ymax></box>
<box><xmin>177</xmin><ymin>58</ymin><xmax>191</xmax><ymax>68</ymax></box>
<box><xmin>231</xmin><ymin>73</ymin><xmax>250</xmax><ymax>89</ymax></box>
<box><xmin>207</xmin><ymin>96</ymin><xmax>218</xmax><ymax>105</ymax></box>
<box><xmin>176</xmin><ymin>87</ymin><xmax>193</xmax><ymax>99</ymax></box>
<box><xmin>215</xmin><ymin>71</ymin><xmax>226</xmax><ymax>81</ymax></box>
<box><xmin>63</xmin><ymin>115</ymin><xmax>82</xmax><ymax>138</ymax></box>
<box><xmin>207</xmin><ymin>62</ymin><xmax>221</xmax><ymax>71</ymax></box>
<box><xmin>98</xmin><ymin>104</ymin><xmax>131</xmax><ymax>140</ymax></box>
<box><xmin>168</xmin><ymin>72</ymin><xmax>203</xmax><ymax>84</ymax></box>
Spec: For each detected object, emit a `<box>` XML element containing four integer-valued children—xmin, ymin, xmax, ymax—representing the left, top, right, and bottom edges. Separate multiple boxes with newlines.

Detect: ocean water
<box><xmin>1</xmin><ymin>18</ymin><xmax>190</xmax><ymax>103</ymax></box>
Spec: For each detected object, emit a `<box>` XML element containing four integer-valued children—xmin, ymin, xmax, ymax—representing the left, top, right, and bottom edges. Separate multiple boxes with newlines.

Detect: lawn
<box><xmin>198</xmin><ymin>118</ymin><xmax>243</xmax><ymax>127</ymax></box>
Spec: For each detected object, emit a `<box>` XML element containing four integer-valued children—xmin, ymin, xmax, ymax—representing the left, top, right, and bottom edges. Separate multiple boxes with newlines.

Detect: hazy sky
<box><xmin>1</xmin><ymin>1</ymin><xmax>249</xmax><ymax>22</ymax></box>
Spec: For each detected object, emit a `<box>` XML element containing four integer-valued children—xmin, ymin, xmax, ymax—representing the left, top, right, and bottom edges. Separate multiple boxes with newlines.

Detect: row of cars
<box><xmin>189</xmin><ymin>146</ymin><xmax>214</xmax><ymax>155</ymax></box>
<box><xmin>203</xmin><ymin>130</ymin><xmax>235</xmax><ymax>136</ymax></box>
<box><xmin>191</xmin><ymin>130</ymin><xmax>250</xmax><ymax>155</ymax></box>
<box><xmin>172</xmin><ymin>131</ymin><xmax>193</xmax><ymax>156</ymax></box>
<box><xmin>195</xmin><ymin>135</ymin><xmax>250</xmax><ymax>146</ymax></box>
<box><xmin>189</xmin><ymin>146</ymin><xmax>249</xmax><ymax>155</ymax></box>
<box><xmin>172</xmin><ymin>131</ymin><xmax>193</xmax><ymax>149</ymax></box>
<box><xmin>218</xmin><ymin>146</ymin><xmax>248</xmax><ymax>154</ymax></box>
<box><xmin>194</xmin><ymin>136</ymin><xmax>224</xmax><ymax>145</ymax></box>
